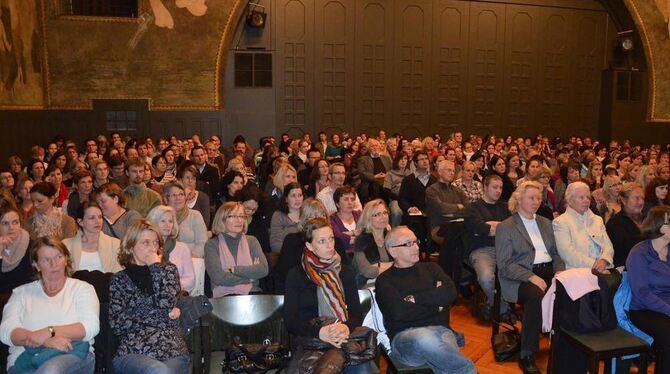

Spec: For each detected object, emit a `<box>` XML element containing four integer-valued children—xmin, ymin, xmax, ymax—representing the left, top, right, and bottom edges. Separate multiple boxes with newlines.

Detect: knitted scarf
<box><xmin>1</xmin><ymin>229</ymin><xmax>30</xmax><ymax>273</ymax></box>
<box><xmin>301</xmin><ymin>249</ymin><xmax>348</xmax><ymax>322</ymax></box>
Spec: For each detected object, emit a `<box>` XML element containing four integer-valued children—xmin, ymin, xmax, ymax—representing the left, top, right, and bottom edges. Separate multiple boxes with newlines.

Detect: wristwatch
<box><xmin>48</xmin><ymin>326</ymin><xmax>55</xmax><ymax>338</ymax></box>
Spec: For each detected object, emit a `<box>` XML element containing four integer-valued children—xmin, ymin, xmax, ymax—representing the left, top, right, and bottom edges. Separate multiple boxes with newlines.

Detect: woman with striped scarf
<box><xmin>283</xmin><ymin>217</ymin><xmax>372</xmax><ymax>373</ymax></box>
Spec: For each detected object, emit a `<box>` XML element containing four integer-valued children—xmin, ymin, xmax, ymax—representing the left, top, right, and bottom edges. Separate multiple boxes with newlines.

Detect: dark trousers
<box><xmin>437</xmin><ymin>222</ymin><xmax>467</xmax><ymax>286</ymax></box>
<box><xmin>516</xmin><ymin>265</ymin><xmax>554</xmax><ymax>355</ymax></box>
<box><xmin>630</xmin><ymin>309</ymin><xmax>670</xmax><ymax>374</ymax></box>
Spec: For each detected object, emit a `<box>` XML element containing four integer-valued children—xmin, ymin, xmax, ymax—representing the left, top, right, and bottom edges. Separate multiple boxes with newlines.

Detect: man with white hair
<box><xmin>357</xmin><ymin>138</ymin><xmax>392</xmax><ymax>203</ymax></box>
<box><xmin>375</xmin><ymin>226</ymin><xmax>476</xmax><ymax>374</ymax></box>
<box><xmin>553</xmin><ymin>181</ymin><xmax>614</xmax><ymax>273</ymax></box>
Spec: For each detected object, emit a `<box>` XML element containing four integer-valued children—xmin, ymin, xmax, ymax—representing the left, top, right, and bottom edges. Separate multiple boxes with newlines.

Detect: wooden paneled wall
<box><xmin>274</xmin><ymin>0</ymin><xmax>609</xmax><ymax>138</ymax></box>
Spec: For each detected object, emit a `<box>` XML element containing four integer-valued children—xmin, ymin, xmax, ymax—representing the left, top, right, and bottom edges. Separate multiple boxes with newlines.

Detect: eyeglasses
<box><xmin>372</xmin><ymin>210</ymin><xmax>389</xmax><ymax>218</ymax></box>
<box><xmin>390</xmin><ymin>240</ymin><xmax>419</xmax><ymax>248</ymax></box>
<box><xmin>226</xmin><ymin>214</ymin><xmax>247</xmax><ymax>220</ymax></box>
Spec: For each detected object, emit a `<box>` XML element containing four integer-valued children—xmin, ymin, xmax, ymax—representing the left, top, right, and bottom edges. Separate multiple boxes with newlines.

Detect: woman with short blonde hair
<box><xmin>205</xmin><ymin>202</ymin><xmax>268</xmax><ymax>297</ymax></box>
<box><xmin>353</xmin><ymin>199</ymin><xmax>393</xmax><ymax>286</ymax></box>
<box><xmin>508</xmin><ymin>181</ymin><xmax>543</xmax><ymax>214</ymax></box>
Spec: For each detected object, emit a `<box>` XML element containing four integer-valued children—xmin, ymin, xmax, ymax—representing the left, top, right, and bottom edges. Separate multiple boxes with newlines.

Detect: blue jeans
<box><xmin>469</xmin><ymin>246</ymin><xmax>507</xmax><ymax>313</ymax></box>
<box><xmin>113</xmin><ymin>354</ymin><xmax>191</xmax><ymax>374</ymax></box>
<box><xmin>390</xmin><ymin>326</ymin><xmax>476</xmax><ymax>374</ymax></box>
<box><xmin>343</xmin><ymin>361</ymin><xmax>373</xmax><ymax>374</ymax></box>
<box><xmin>8</xmin><ymin>352</ymin><xmax>95</xmax><ymax>374</ymax></box>
<box><xmin>389</xmin><ymin>200</ymin><xmax>403</xmax><ymax>227</ymax></box>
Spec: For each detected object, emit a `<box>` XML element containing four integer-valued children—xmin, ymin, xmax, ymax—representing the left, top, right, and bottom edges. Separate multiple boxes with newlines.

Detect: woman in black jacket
<box><xmin>283</xmin><ymin>217</ymin><xmax>371</xmax><ymax>373</ymax></box>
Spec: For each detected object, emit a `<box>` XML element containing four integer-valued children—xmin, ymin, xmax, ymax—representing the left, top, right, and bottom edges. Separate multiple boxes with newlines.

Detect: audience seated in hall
<box><xmin>2</xmin><ymin>129</ymin><xmax>670</xmax><ymax>373</ymax></box>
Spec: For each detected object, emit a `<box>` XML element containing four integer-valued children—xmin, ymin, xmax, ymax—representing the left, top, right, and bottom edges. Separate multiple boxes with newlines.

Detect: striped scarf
<box><xmin>302</xmin><ymin>249</ymin><xmax>349</xmax><ymax>322</ymax></box>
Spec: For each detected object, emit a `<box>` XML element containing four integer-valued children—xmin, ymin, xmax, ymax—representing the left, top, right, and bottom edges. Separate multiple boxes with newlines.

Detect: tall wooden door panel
<box><xmin>315</xmin><ymin>0</ymin><xmax>355</xmax><ymax>136</ymax></box>
<box><xmin>467</xmin><ymin>2</ymin><xmax>505</xmax><ymax>136</ymax></box>
<box><xmin>502</xmin><ymin>5</ymin><xmax>540</xmax><ymax>137</ymax></box>
<box><xmin>431</xmin><ymin>0</ymin><xmax>469</xmax><ymax>136</ymax></box>
<box><xmin>354</xmin><ymin>0</ymin><xmax>394</xmax><ymax>137</ymax></box>
<box><xmin>276</xmin><ymin>0</ymin><xmax>315</xmax><ymax>137</ymax></box>
<box><xmin>394</xmin><ymin>0</ymin><xmax>433</xmax><ymax>137</ymax></box>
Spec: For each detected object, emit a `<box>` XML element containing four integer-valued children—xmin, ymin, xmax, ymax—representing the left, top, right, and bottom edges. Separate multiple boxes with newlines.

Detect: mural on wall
<box><xmin>0</xmin><ymin>0</ymin><xmax>44</xmax><ymax>108</ymax></box>
<box><xmin>653</xmin><ymin>0</ymin><xmax>670</xmax><ymax>35</ymax></box>
<box><xmin>149</xmin><ymin>0</ymin><xmax>207</xmax><ymax>29</ymax></box>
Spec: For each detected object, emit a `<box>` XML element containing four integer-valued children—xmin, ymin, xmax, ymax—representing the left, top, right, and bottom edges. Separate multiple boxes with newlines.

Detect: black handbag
<box><xmin>177</xmin><ymin>295</ymin><xmax>213</xmax><ymax>335</ymax></box>
<box><xmin>224</xmin><ymin>337</ymin><xmax>290</xmax><ymax>373</ymax></box>
<box><xmin>295</xmin><ymin>317</ymin><xmax>378</xmax><ymax>367</ymax></box>
<box><xmin>491</xmin><ymin>322</ymin><xmax>520</xmax><ymax>362</ymax></box>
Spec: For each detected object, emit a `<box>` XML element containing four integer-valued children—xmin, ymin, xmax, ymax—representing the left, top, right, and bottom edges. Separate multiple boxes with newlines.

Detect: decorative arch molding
<box><xmin>622</xmin><ymin>0</ymin><xmax>670</xmax><ymax>122</ymax></box>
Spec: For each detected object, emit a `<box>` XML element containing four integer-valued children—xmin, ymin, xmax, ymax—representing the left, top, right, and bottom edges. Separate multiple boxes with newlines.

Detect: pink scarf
<box><xmin>212</xmin><ymin>233</ymin><xmax>253</xmax><ymax>297</ymax></box>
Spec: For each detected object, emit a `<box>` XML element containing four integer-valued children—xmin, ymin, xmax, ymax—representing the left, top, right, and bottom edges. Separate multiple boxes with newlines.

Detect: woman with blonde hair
<box><xmin>109</xmin><ymin>220</ymin><xmax>189</xmax><ymax>373</ymax></box>
<box><xmin>353</xmin><ymin>199</ymin><xmax>393</xmax><ymax>286</ymax></box>
<box><xmin>146</xmin><ymin>205</ymin><xmax>195</xmax><ymax>294</ymax></box>
<box><xmin>204</xmin><ymin>202</ymin><xmax>268</xmax><ymax>297</ymax></box>
<box><xmin>637</xmin><ymin>165</ymin><xmax>657</xmax><ymax>190</ymax></box>
<box><xmin>593</xmin><ymin>175</ymin><xmax>623</xmax><ymax>224</ymax></box>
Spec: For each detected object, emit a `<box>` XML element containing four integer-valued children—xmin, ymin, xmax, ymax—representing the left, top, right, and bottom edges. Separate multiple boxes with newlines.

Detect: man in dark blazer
<box><xmin>191</xmin><ymin>145</ymin><xmax>220</xmax><ymax>199</ymax></box>
<box><xmin>495</xmin><ymin>180</ymin><xmax>565</xmax><ymax>374</ymax></box>
<box><xmin>356</xmin><ymin>138</ymin><xmax>392</xmax><ymax>203</ymax></box>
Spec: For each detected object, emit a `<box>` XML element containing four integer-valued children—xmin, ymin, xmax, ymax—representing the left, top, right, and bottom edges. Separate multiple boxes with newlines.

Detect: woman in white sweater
<box><xmin>0</xmin><ymin>236</ymin><xmax>100</xmax><ymax>373</ymax></box>
<box><xmin>162</xmin><ymin>181</ymin><xmax>208</xmax><ymax>258</ymax></box>
<box><xmin>63</xmin><ymin>201</ymin><xmax>123</xmax><ymax>273</ymax></box>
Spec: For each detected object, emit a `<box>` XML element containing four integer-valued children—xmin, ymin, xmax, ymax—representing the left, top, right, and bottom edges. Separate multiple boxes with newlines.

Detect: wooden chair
<box><xmin>202</xmin><ymin>295</ymin><xmax>287</xmax><ymax>373</ymax></box>
<box><xmin>547</xmin><ymin>281</ymin><xmax>650</xmax><ymax>374</ymax></box>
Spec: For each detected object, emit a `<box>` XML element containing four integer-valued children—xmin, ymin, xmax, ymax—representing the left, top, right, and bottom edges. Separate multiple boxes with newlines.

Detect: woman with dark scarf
<box><xmin>147</xmin><ymin>205</ymin><xmax>195</xmax><ymax>295</ymax></box>
<box><xmin>109</xmin><ymin>220</ymin><xmax>190</xmax><ymax>373</ymax></box>
<box><xmin>283</xmin><ymin>217</ymin><xmax>370</xmax><ymax>373</ymax></box>
<box><xmin>486</xmin><ymin>155</ymin><xmax>515</xmax><ymax>202</ymax></box>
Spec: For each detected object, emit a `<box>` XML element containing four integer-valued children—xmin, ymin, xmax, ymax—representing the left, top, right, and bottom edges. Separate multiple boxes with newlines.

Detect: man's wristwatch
<box><xmin>48</xmin><ymin>326</ymin><xmax>55</xmax><ymax>338</ymax></box>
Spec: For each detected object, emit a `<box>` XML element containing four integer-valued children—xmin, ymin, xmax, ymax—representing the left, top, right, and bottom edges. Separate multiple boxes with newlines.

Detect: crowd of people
<box><xmin>0</xmin><ymin>129</ymin><xmax>668</xmax><ymax>374</ymax></box>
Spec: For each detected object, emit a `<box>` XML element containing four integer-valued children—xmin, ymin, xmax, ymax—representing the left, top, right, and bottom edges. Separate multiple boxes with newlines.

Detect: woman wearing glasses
<box><xmin>204</xmin><ymin>201</ymin><xmax>268</xmax><ymax>297</ymax></box>
<box><xmin>109</xmin><ymin>220</ymin><xmax>190</xmax><ymax>373</ymax></box>
<box><xmin>162</xmin><ymin>181</ymin><xmax>208</xmax><ymax>258</ymax></box>
<box><xmin>626</xmin><ymin>206</ymin><xmax>670</xmax><ymax>374</ymax></box>
<box><xmin>353</xmin><ymin>199</ymin><xmax>393</xmax><ymax>287</ymax></box>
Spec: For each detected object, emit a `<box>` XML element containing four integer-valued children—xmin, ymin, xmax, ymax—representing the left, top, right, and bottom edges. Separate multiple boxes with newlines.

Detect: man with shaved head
<box><xmin>375</xmin><ymin>226</ymin><xmax>476</xmax><ymax>373</ymax></box>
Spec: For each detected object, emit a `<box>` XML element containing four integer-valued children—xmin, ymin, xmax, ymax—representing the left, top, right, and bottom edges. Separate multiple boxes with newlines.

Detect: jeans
<box><xmin>390</xmin><ymin>326</ymin><xmax>476</xmax><ymax>374</ymax></box>
<box><xmin>389</xmin><ymin>200</ymin><xmax>403</xmax><ymax>227</ymax></box>
<box><xmin>113</xmin><ymin>354</ymin><xmax>191</xmax><ymax>374</ymax></box>
<box><xmin>8</xmin><ymin>352</ymin><xmax>94</xmax><ymax>374</ymax></box>
<box><xmin>343</xmin><ymin>361</ymin><xmax>373</xmax><ymax>374</ymax></box>
<box><xmin>469</xmin><ymin>246</ymin><xmax>507</xmax><ymax>313</ymax></box>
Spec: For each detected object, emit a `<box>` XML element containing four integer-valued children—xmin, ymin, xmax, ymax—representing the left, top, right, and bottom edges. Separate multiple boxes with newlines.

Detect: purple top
<box><xmin>330</xmin><ymin>210</ymin><xmax>362</xmax><ymax>254</ymax></box>
<box><xmin>626</xmin><ymin>239</ymin><xmax>670</xmax><ymax>315</ymax></box>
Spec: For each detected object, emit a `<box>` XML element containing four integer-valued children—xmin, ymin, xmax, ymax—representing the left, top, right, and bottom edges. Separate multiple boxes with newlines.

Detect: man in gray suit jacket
<box><xmin>495</xmin><ymin>181</ymin><xmax>565</xmax><ymax>374</ymax></box>
<box><xmin>356</xmin><ymin>138</ymin><xmax>392</xmax><ymax>203</ymax></box>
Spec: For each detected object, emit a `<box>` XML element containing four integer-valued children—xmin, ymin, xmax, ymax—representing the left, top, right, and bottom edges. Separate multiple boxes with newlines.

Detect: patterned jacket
<box><xmin>109</xmin><ymin>263</ymin><xmax>188</xmax><ymax>361</ymax></box>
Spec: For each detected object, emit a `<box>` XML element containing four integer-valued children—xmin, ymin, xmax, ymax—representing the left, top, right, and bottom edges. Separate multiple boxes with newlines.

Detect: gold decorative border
<box><xmin>624</xmin><ymin>0</ymin><xmax>670</xmax><ymax>122</ymax></box>
<box><xmin>213</xmin><ymin>0</ymin><xmax>247</xmax><ymax>110</ymax></box>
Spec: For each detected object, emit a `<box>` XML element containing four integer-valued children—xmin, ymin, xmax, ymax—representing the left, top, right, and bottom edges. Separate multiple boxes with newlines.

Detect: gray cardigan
<box><xmin>495</xmin><ymin>213</ymin><xmax>565</xmax><ymax>303</ymax></box>
<box><xmin>178</xmin><ymin>209</ymin><xmax>208</xmax><ymax>258</ymax></box>
<box><xmin>204</xmin><ymin>233</ymin><xmax>269</xmax><ymax>293</ymax></box>
<box><xmin>269</xmin><ymin>211</ymin><xmax>300</xmax><ymax>253</ymax></box>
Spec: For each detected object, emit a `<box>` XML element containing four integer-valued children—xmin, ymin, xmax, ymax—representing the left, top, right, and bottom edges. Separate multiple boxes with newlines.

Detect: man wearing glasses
<box><xmin>316</xmin><ymin>163</ymin><xmax>362</xmax><ymax>215</ymax></box>
<box><xmin>375</xmin><ymin>226</ymin><xmax>476</xmax><ymax>374</ymax></box>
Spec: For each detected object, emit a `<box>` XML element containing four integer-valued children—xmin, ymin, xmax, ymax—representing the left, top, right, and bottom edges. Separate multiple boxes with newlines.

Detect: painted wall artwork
<box><xmin>0</xmin><ymin>0</ymin><xmax>44</xmax><ymax>108</ymax></box>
